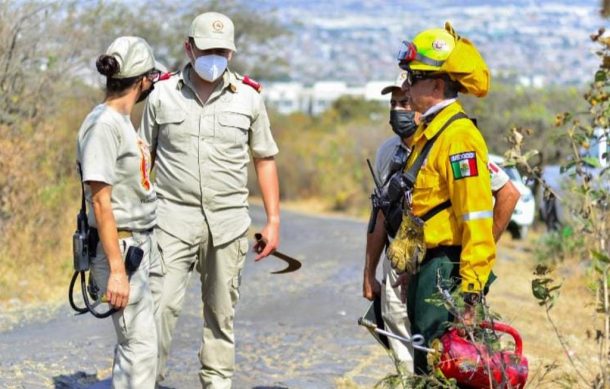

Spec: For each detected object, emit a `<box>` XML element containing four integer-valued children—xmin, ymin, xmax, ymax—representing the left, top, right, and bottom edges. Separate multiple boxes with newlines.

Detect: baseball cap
<box><xmin>380</xmin><ymin>71</ymin><xmax>408</xmax><ymax>95</ymax></box>
<box><xmin>189</xmin><ymin>12</ymin><xmax>237</xmax><ymax>52</ymax></box>
<box><xmin>105</xmin><ymin>36</ymin><xmax>156</xmax><ymax>79</ymax></box>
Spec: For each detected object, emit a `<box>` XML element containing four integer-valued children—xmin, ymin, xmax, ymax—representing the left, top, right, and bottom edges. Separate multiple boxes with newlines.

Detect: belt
<box><xmin>90</xmin><ymin>228</ymin><xmax>152</xmax><ymax>240</ymax></box>
<box><xmin>117</xmin><ymin>228</ymin><xmax>153</xmax><ymax>239</ymax></box>
<box><xmin>117</xmin><ymin>230</ymin><xmax>133</xmax><ymax>239</ymax></box>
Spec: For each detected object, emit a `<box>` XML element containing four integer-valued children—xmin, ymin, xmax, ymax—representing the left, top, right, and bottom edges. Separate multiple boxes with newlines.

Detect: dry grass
<box><xmin>488</xmin><ymin>227</ymin><xmax>601</xmax><ymax>388</ymax></box>
<box><xmin>328</xmin><ymin>220</ymin><xmax>603</xmax><ymax>388</ymax></box>
<box><xmin>0</xmin><ymin>98</ymin><xmax>91</xmax><ymax>307</ymax></box>
<box><xmin>335</xmin><ymin>377</ymin><xmax>369</xmax><ymax>389</ymax></box>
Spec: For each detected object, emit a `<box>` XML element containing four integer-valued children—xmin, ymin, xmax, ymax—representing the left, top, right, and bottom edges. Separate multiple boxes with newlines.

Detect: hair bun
<box><xmin>95</xmin><ymin>54</ymin><xmax>120</xmax><ymax>77</ymax></box>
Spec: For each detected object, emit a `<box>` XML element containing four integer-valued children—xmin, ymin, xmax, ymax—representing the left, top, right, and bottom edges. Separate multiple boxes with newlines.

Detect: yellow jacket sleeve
<box><xmin>440</xmin><ymin>123</ymin><xmax>495</xmax><ymax>292</ymax></box>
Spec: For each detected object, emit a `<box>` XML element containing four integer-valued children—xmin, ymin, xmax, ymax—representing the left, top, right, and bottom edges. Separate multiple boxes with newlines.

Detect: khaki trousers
<box><xmin>150</xmin><ymin>225</ymin><xmax>248</xmax><ymax>389</ymax></box>
<box><xmin>382</xmin><ymin>258</ymin><xmax>414</xmax><ymax>375</ymax></box>
<box><xmin>90</xmin><ymin>230</ymin><xmax>160</xmax><ymax>389</ymax></box>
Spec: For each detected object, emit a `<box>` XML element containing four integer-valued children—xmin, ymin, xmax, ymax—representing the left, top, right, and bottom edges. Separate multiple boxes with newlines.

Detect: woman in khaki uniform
<box><xmin>76</xmin><ymin>36</ymin><xmax>162</xmax><ymax>389</ymax></box>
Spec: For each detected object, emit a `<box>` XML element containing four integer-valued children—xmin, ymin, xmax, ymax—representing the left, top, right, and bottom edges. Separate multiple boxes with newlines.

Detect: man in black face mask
<box><xmin>362</xmin><ymin>71</ymin><xmax>417</xmax><ymax>377</ymax></box>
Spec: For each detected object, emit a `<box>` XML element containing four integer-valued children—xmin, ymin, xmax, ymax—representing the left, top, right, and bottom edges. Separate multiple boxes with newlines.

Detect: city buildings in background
<box><xmin>264</xmin><ymin>80</ymin><xmax>390</xmax><ymax>115</ymax></box>
<box><xmin>258</xmin><ymin>0</ymin><xmax>607</xmax><ymax>115</ymax></box>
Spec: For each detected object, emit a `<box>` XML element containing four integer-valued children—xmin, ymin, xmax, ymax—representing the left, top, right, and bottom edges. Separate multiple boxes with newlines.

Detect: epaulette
<box><xmin>242</xmin><ymin>75</ymin><xmax>262</xmax><ymax>93</ymax></box>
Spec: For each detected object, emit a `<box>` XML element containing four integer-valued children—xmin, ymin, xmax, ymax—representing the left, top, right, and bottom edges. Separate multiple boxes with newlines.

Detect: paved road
<box><xmin>0</xmin><ymin>206</ymin><xmax>390</xmax><ymax>388</ymax></box>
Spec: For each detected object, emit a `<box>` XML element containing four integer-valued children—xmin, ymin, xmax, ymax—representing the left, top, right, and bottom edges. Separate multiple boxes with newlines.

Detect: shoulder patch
<box><xmin>242</xmin><ymin>75</ymin><xmax>262</xmax><ymax>93</ymax></box>
<box><xmin>450</xmin><ymin>151</ymin><xmax>478</xmax><ymax>179</ymax></box>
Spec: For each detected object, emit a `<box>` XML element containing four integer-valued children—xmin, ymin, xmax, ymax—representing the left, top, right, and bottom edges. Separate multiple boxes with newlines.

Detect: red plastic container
<box><xmin>435</xmin><ymin>321</ymin><xmax>528</xmax><ymax>388</ymax></box>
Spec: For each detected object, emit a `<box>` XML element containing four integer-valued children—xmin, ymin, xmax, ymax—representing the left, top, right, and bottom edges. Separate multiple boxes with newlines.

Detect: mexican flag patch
<box><xmin>450</xmin><ymin>152</ymin><xmax>478</xmax><ymax>179</ymax></box>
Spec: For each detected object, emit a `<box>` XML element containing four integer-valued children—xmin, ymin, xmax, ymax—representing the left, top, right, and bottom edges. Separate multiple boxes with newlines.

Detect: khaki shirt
<box><xmin>77</xmin><ymin>104</ymin><xmax>157</xmax><ymax>231</ymax></box>
<box><xmin>140</xmin><ymin>65</ymin><xmax>278</xmax><ymax>246</ymax></box>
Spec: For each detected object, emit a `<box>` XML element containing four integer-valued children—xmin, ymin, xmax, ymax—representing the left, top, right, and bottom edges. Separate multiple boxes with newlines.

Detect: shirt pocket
<box><xmin>418</xmin><ymin>168</ymin><xmax>441</xmax><ymax>189</ymax></box>
<box><xmin>155</xmin><ymin>108</ymin><xmax>191</xmax><ymax>152</ymax></box>
<box><xmin>415</xmin><ymin>168</ymin><xmax>444</xmax><ymax>210</ymax></box>
<box><xmin>216</xmin><ymin>110</ymin><xmax>250</xmax><ymax>144</ymax></box>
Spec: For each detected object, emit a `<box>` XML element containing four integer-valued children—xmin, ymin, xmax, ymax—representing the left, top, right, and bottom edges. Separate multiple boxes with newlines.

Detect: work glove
<box><xmin>387</xmin><ymin>210</ymin><xmax>426</xmax><ymax>273</ymax></box>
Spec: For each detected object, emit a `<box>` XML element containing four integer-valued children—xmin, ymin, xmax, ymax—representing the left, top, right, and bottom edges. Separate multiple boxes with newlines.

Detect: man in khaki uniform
<box><xmin>141</xmin><ymin>12</ymin><xmax>280</xmax><ymax>388</ymax></box>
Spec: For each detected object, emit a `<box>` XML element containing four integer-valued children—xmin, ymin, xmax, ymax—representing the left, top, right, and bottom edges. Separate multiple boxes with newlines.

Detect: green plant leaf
<box><xmin>582</xmin><ymin>156</ymin><xmax>601</xmax><ymax>168</ymax></box>
<box><xmin>595</xmin><ymin>70</ymin><xmax>608</xmax><ymax>82</ymax></box>
<box><xmin>532</xmin><ymin>278</ymin><xmax>550</xmax><ymax>300</ymax></box>
<box><xmin>592</xmin><ymin>250</ymin><xmax>610</xmax><ymax>264</ymax></box>
<box><xmin>560</xmin><ymin>160</ymin><xmax>576</xmax><ymax>174</ymax></box>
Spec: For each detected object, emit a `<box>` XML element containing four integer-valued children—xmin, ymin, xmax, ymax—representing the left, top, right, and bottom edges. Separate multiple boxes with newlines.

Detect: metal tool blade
<box><xmin>254</xmin><ymin>233</ymin><xmax>302</xmax><ymax>274</ymax></box>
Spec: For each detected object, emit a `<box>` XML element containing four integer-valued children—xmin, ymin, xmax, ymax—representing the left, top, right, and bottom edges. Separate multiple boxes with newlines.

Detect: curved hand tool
<box><xmin>254</xmin><ymin>233</ymin><xmax>302</xmax><ymax>274</ymax></box>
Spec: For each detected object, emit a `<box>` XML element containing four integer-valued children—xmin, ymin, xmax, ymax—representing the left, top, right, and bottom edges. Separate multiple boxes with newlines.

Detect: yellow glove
<box><xmin>387</xmin><ymin>211</ymin><xmax>426</xmax><ymax>273</ymax></box>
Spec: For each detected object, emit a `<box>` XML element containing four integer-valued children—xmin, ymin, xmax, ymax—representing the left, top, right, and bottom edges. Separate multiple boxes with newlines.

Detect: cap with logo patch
<box><xmin>105</xmin><ymin>36</ymin><xmax>156</xmax><ymax>79</ymax></box>
<box><xmin>189</xmin><ymin>12</ymin><xmax>236</xmax><ymax>52</ymax></box>
<box><xmin>381</xmin><ymin>71</ymin><xmax>408</xmax><ymax>95</ymax></box>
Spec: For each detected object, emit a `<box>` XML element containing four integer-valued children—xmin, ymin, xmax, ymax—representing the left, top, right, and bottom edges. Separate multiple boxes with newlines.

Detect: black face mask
<box><xmin>136</xmin><ymin>83</ymin><xmax>154</xmax><ymax>104</ymax></box>
<box><xmin>389</xmin><ymin>109</ymin><xmax>418</xmax><ymax>139</ymax></box>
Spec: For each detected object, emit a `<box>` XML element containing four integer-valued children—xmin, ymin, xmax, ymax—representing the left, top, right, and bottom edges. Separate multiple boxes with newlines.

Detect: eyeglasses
<box><xmin>404</xmin><ymin>71</ymin><xmax>444</xmax><ymax>87</ymax></box>
<box><xmin>147</xmin><ymin>70</ymin><xmax>162</xmax><ymax>83</ymax></box>
<box><xmin>405</xmin><ymin>71</ymin><xmax>429</xmax><ymax>87</ymax></box>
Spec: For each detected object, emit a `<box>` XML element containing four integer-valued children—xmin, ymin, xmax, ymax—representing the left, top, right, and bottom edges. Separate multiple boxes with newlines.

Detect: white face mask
<box><xmin>192</xmin><ymin>53</ymin><xmax>228</xmax><ymax>82</ymax></box>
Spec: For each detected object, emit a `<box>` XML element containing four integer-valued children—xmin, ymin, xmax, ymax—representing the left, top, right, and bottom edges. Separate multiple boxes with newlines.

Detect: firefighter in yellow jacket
<box><xmin>389</xmin><ymin>22</ymin><xmax>495</xmax><ymax>374</ymax></box>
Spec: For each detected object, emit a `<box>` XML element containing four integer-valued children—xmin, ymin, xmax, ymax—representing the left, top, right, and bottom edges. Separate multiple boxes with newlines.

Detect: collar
<box><xmin>421</xmin><ymin>98</ymin><xmax>457</xmax><ymax>123</ymax></box>
<box><xmin>413</xmin><ymin>100</ymin><xmax>464</xmax><ymax>143</ymax></box>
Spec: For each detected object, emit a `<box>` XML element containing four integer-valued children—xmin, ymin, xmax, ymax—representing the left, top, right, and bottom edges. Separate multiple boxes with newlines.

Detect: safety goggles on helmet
<box><xmin>397</xmin><ymin>40</ymin><xmax>446</xmax><ymax>71</ymax></box>
<box><xmin>404</xmin><ymin>70</ymin><xmax>443</xmax><ymax>87</ymax></box>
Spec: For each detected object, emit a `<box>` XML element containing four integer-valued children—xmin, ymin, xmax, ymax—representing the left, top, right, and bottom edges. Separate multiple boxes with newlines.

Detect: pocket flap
<box><xmin>218</xmin><ymin>112</ymin><xmax>250</xmax><ymax>129</ymax></box>
<box><xmin>418</xmin><ymin>169</ymin><xmax>441</xmax><ymax>189</ymax></box>
<box><xmin>238</xmin><ymin>237</ymin><xmax>249</xmax><ymax>255</ymax></box>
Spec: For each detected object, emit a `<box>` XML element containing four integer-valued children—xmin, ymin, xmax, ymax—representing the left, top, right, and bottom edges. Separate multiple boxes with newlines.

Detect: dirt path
<box><xmin>0</xmin><ymin>206</ymin><xmax>390</xmax><ymax>388</ymax></box>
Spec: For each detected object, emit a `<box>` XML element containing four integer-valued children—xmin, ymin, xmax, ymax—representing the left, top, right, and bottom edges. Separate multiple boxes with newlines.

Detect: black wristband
<box><xmin>463</xmin><ymin>292</ymin><xmax>480</xmax><ymax>306</ymax></box>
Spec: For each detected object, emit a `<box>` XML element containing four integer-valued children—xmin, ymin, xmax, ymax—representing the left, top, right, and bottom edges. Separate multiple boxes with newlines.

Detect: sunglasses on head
<box><xmin>146</xmin><ymin>69</ymin><xmax>162</xmax><ymax>83</ymax></box>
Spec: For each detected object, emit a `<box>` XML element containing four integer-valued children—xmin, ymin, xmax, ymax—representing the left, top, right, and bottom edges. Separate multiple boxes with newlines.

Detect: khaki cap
<box><xmin>106</xmin><ymin>36</ymin><xmax>156</xmax><ymax>79</ymax></box>
<box><xmin>189</xmin><ymin>12</ymin><xmax>236</xmax><ymax>52</ymax></box>
<box><xmin>381</xmin><ymin>71</ymin><xmax>408</xmax><ymax>95</ymax></box>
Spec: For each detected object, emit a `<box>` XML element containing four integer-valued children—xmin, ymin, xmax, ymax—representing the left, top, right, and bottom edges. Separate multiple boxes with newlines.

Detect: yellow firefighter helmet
<box><xmin>397</xmin><ymin>22</ymin><xmax>491</xmax><ymax>97</ymax></box>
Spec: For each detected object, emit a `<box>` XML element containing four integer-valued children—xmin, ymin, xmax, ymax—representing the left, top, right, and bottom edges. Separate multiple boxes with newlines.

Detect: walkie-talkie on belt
<box><xmin>68</xmin><ymin>163</ymin><xmax>117</xmax><ymax>318</ymax></box>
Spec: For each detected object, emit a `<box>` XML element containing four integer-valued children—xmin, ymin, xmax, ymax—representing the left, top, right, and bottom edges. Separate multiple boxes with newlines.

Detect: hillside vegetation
<box><xmin>0</xmin><ymin>75</ymin><xmax>586</xmax><ymax>306</ymax></box>
<box><xmin>0</xmin><ymin>0</ymin><xmax>589</xmax><ymax>305</ymax></box>
<box><xmin>261</xmin><ymin>85</ymin><xmax>587</xmax><ymax>217</ymax></box>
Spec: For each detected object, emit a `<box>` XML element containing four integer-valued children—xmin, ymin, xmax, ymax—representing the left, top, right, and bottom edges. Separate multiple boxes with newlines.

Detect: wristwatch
<box><xmin>463</xmin><ymin>292</ymin><xmax>481</xmax><ymax>306</ymax></box>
